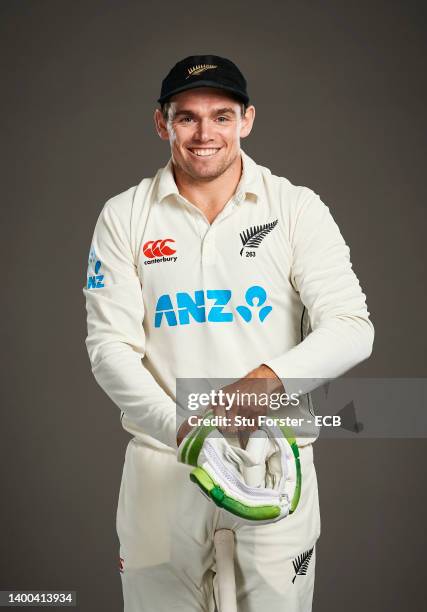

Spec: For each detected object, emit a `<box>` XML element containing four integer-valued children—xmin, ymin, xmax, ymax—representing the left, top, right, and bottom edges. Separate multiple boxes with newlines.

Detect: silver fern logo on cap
<box><xmin>186</xmin><ymin>64</ymin><xmax>218</xmax><ymax>79</ymax></box>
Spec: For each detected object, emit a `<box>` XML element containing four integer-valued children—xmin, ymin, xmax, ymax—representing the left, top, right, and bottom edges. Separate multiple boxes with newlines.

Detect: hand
<box><xmin>213</xmin><ymin>364</ymin><xmax>284</xmax><ymax>443</ymax></box>
<box><xmin>176</xmin><ymin>365</ymin><xmax>284</xmax><ymax>447</ymax></box>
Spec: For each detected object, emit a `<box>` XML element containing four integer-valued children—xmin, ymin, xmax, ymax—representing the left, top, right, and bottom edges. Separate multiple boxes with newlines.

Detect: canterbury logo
<box><xmin>186</xmin><ymin>64</ymin><xmax>218</xmax><ymax>79</ymax></box>
<box><xmin>240</xmin><ymin>220</ymin><xmax>278</xmax><ymax>256</ymax></box>
<box><xmin>143</xmin><ymin>239</ymin><xmax>176</xmax><ymax>258</ymax></box>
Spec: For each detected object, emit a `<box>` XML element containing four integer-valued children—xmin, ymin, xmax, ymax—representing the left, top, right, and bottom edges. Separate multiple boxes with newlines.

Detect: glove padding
<box><xmin>178</xmin><ymin>413</ymin><xmax>301</xmax><ymax>524</ymax></box>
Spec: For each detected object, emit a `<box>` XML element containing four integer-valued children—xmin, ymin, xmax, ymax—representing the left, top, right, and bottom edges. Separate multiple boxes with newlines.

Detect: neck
<box><xmin>173</xmin><ymin>154</ymin><xmax>243</xmax><ymax>223</ymax></box>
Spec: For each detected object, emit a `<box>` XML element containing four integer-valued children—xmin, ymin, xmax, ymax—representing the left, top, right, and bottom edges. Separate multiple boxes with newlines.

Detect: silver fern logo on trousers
<box><xmin>292</xmin><ymin>547</ymin><xmax>314</xmax><ymax>583</ymax></box>
<box><xmin>239</xmin><ymin>220</ymin><xmax>278</xmax><ymax>257</ymax></box>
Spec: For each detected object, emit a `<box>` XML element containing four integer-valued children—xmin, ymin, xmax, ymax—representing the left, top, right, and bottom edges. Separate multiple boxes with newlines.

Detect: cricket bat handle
<box><xmin>214</xmin><ymin>529</ymin><xmax>237</xmax><ymax>612</ymax></box>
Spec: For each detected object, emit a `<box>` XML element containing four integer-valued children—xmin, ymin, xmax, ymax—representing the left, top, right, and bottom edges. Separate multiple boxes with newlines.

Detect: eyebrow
<box><xmin>173</xmin><ymin>107</ymin><xmax>237</xmax><ymax>118</ymax></box>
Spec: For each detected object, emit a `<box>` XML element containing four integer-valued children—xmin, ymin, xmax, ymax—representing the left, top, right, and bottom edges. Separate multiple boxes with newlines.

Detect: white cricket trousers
<box><xmin>116</xmin><ymin>437</ymin><xmax>321</xmax><ymax>612</ymax></box>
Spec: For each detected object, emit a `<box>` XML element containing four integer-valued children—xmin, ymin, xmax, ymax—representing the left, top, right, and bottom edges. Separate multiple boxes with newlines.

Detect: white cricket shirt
<box><xmin>83</xmin><ymin>150</ymin><xmax>374</xmax><ymax>449</ymax></box>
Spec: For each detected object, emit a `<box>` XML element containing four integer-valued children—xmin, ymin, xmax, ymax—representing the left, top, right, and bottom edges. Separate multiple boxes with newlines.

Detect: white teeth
<box><xmin>190</xmin><ymin>148</ymin><xmax>220</xmax><ymax>156</ymax></box>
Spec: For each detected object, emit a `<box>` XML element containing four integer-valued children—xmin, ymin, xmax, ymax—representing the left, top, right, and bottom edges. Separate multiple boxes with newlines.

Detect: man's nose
<box><xmin>194</xmin><ymin>119</ymin><xmax>213</xmax><ymax>142</ymax></box>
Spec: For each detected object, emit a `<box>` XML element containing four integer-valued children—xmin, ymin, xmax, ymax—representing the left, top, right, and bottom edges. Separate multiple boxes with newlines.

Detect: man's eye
<box><xmin>216</xmin><ymin>116</ymin><xmax>229</xmax><ymax>123</ymax></box>
<box><xmin>179</xmin><ymin>117</ymin><xmax>194</xmax><ymax>123</ymax></box>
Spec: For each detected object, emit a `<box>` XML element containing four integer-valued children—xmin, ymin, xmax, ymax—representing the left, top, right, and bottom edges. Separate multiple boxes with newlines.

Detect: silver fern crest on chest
<box><xmin>239</xmin><ymin>220</ymin><xmax>278</xmax><ymax>256</ymax></box>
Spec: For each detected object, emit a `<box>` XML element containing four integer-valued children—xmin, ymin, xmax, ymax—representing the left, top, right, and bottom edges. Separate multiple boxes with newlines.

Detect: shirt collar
<box><xmin>156</xmin><ymin>149</ymin><xmax>263</xmax><ymax>203</ymax></box>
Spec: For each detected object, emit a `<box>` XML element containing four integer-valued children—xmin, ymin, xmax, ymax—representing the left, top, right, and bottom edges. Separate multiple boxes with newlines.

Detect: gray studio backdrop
<box><xmin>2</xmin><ymin>1</ymin><xmax>426</xmax><ymax>610</ymax></box>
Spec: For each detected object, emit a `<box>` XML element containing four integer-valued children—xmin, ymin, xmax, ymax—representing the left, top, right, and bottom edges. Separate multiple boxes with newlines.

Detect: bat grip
<box><xmin>214</xmin><ymin>529</ymin><xmax>237</xmax><ymax>612</ymax></box>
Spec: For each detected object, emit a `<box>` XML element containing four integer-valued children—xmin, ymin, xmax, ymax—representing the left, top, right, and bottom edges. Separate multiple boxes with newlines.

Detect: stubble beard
<box><xmin>178</xmin><ymin>148</ymin><xmax>240</xmax><ymax>183</ymax></box>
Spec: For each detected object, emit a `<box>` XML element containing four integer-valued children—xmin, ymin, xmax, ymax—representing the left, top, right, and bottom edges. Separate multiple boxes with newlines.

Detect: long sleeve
<box><xmin>264</xmin><ymin>189</ymin><xmax>374</xmax><ymax>396</ymax></box>
<box><xmin>82</xmin><ymin>191</ymin><xmax>177</xmax><ymax>449</ymax></box>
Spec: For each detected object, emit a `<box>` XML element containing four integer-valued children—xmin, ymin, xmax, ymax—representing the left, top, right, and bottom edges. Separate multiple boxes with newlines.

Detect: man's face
<box><xmin>154</xmin><ymin>88</ymin><xmax>255</xmax><ymax>182</ymax></box>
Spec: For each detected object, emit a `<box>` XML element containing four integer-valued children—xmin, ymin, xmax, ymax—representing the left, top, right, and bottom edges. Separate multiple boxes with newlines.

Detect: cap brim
<box><xmin>158</xmin><ymin>80</ymin><xmax>249</xmax><ymax>105</ymax></box>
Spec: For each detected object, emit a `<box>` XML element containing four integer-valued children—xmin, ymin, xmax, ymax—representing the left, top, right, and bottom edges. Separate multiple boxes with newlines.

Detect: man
<box><xmin>83</xmin><ymin>54</ymin><xmax>374</xmax><ymax>611</ymax></box>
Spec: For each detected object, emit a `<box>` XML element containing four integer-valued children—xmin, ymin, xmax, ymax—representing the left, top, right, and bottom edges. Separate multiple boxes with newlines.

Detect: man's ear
<box><xmin>154</xmin><ymin>108</ymin><xmax>170</xmax><ymax>141</ymax></box>
<box><xmin>240</xmin><ymin>105</ymin><xmax>256</xmax><ymax>139</ymax></box>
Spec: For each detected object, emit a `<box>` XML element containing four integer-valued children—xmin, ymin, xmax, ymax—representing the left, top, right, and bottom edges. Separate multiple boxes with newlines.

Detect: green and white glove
<box><xmin>178</xmin><ymin>413</ymin><xmax>301</xmax><ymax>524</ymax></box>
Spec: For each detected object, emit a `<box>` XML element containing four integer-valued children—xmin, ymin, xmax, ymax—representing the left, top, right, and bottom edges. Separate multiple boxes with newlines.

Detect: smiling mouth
<box><xmin>188</xmin><ymin>148</ymin><xmax>221</xmax><ymax>157</ymax></box>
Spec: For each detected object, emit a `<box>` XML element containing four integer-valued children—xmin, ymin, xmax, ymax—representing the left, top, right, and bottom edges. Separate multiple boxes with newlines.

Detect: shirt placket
<box><xmin>200</xmin><ymin>191</ymin><xmax>245</xmax><ymax>267</ymax></box>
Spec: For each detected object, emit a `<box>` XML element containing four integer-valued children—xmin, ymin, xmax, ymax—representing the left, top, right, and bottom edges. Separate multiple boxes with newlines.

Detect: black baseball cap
<box><xmin>158</xmin><ymin>54</ymin><xmax>249</xmax><ymax>106</ymax></box>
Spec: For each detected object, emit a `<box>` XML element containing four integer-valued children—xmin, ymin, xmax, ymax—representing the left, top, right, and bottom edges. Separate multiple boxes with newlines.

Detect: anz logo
<box><xmin>154</xmin><ymin>285</ymin><xmax>272</xmax><ymax>328</ymax></box>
